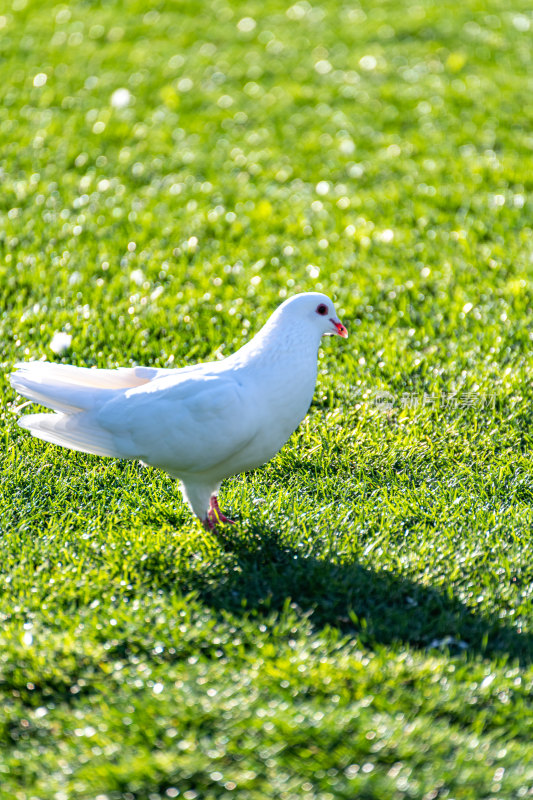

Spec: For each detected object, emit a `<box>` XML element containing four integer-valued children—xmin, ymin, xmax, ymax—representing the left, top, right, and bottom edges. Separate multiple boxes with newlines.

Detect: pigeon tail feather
<box><xmin>10</xmin><ymin>362</ymin><xmax>140</xmax><ymax>458</ymax></box>
<box><xmin>13</xmin><ymin>361</ymin><xmax>159</xmax><ymax>389</ymax></box>
<box><xmin>18</xmin><ymin>413</ymin><xmax>121</xmax><ymax>458</ymax></box>
<box><xmin>10</xmin><ymin>361</ymin><xmax>160</xmax><ymax>414</ymax></box>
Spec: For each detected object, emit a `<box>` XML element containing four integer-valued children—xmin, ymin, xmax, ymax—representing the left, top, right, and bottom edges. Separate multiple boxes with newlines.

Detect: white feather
<box><xmin>18</xmin><ymin>413</ymin><xmax>119</xmax><ymax>458</ymax></box>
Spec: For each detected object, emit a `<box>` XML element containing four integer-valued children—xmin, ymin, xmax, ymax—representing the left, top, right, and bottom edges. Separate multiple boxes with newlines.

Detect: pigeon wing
<box><xmin>97</xmin><ymin>371</ymin><xmax>259</xmax><ymax>475</ymax></box>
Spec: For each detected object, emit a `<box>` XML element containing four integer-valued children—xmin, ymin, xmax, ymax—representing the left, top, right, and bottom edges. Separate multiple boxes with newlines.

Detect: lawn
<box><xmin>1</xmin><ymin>0</ymin><xmax>533</xmax><ymax>797</ymax></box>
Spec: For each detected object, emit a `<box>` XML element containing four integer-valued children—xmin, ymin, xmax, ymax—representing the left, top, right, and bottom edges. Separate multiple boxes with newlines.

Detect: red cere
<box><xmin>331</xmin><ymin>319</ymin><xmax>348</xmax><ymax>338</ymax></box>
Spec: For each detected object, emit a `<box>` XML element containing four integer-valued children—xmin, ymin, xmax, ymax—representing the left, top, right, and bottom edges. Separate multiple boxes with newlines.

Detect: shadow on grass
<box><xmin>180</xmin><ymin>523</ymin><xmax>533</xmax><ymax>667</ymax></box>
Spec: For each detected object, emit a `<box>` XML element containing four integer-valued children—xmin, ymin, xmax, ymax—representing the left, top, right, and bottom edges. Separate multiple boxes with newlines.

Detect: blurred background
<box><xmin>2</xmin><ymin>0</ymin><xmax>533</xmax><ymax>374</ymax></box>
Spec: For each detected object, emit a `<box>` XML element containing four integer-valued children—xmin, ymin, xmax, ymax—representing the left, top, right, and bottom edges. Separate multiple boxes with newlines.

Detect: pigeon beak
<box><xmin>330</xmin><ymin>318</ymin><xmax>348</xmax><ymax>338</ymax></box>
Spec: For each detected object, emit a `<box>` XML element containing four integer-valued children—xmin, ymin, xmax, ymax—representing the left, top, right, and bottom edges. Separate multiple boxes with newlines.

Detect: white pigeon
<box><xmin>10</xmin><ymin>292</ymin><xmax>348</xmax><ymax>528</ymax></box>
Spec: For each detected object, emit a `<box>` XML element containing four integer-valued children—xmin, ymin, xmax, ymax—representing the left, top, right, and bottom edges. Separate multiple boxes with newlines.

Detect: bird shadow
<box><xmin>170</xmin><ymin>522</ymin><xmax>533</xmax><ymax>666</ymax></box>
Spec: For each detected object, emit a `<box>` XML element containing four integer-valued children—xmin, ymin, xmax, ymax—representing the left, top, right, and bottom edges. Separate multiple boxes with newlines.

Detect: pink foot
<box><xmin>203</xmin><ymin>495</ymin><xmax>235</xmax><ymax>529</ymax></box>
<box><xmin>203</xmin><ymin>515</ymin><xmax>216</xmax><ymax>531</ymax></box>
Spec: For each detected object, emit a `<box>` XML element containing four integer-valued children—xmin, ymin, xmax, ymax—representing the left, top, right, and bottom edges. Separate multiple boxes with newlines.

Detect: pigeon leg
<box><xmin>206</xmin><ymin>495</ymin><xmax>236</xmax><ymax>527</ymax></box>
<box><xmin>202</xmin><ymin>514</ymin><xmax>216</xmax><ymax>531</ymax></box>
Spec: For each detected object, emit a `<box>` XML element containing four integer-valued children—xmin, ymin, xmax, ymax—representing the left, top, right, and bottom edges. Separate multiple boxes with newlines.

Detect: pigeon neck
<box><xmin>235</xmin><ymin>314</ymin><xmax>323</xmax><ymax>366</ymax></box>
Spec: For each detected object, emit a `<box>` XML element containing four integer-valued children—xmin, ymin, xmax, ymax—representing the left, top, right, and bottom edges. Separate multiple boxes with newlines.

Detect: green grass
<box><xmin>2</xmin><ymin>0</ymin><xmax>533</xmax><ymax>796</ymax></box>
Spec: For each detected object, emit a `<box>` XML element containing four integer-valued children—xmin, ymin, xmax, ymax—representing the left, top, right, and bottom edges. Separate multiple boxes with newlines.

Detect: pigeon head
<box><xmin>274</xmin><ymin>292</ymin><xmax>348</xmax><ymax>339</ymax></box>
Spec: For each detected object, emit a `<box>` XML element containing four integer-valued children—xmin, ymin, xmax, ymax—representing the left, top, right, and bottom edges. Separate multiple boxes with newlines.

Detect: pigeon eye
<box><xmin>316</xmin><ymin>303</ymin><xmax>328</xmax><ymax>316</ymax></box>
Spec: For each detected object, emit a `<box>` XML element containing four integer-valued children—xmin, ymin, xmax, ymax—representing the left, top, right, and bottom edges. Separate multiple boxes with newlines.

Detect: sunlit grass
<box><xmin>1</xmin><ymin>0</ymin><xmax>533</xmax><ymax>797</ymax></box>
